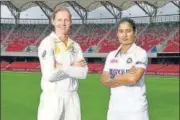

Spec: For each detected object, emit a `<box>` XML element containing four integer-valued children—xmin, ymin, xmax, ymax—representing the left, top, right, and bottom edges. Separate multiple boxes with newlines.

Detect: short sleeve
<box><xmin>135</xmin><ymin>51</ymin><xmax>148</xmax><ymax>69</ymax></box>
<box><xmin>103</xmin><ymin>53</ymin><xmax>112</xmax><ymax>72</ymax></box>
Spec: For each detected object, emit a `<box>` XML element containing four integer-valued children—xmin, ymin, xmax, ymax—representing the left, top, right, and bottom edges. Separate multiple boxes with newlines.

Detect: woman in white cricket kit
<box><xmin>101</xmin><ymin>18</ymin><xmax>149</xmax><ymax>120</ymax></box>
<box><xmin>37</xmin><ymin>8</ymin><xmax>88</xmax><ymax>120</ymax></box>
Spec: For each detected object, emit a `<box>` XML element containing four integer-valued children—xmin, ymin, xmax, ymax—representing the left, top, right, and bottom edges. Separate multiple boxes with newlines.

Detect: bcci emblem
<box><xmin>126</xmin><ymin>57</ymin><xmax>132</xmax><ymax>64</ymax></box>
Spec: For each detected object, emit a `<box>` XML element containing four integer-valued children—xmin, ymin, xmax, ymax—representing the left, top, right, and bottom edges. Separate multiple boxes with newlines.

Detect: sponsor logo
<box><xmin>109</xmin><ymin>68</ymin><xmax>130</xmax><ymax>78</ymax></box>
<box><xmin>136</xmin><ymin>61</ymin><xmax>146</xmax><ymax>65</ymax></box>
<box><xmin>110</xmin><ymin>59</ymin><xmax>118</xmax><ymax>63</ymax></box>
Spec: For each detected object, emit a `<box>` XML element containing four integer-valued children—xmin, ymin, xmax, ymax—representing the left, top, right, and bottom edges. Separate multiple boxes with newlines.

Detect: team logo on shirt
<box><xmin>110</xmin><ymin>59</ymin><xmax>118</xmax><ymax>63</ymax></box>
<box><xmin>41</xmin><ymin>50</ymin><xmax>46</xmax><ymax>58</ymax></box>
<box><xmin>67</xmin><ymin>42</ymin><xmax>76</xmax><ymax>53</ymax></box>
<box><xmin>126</xmin><ymin>57</ymin><xmax>132</xmax><ymax>64</ymax></box>
<box><xmin>67</xmin><ymin>42</ymin><xmax>78</xmax><ymax>60</ymax></box>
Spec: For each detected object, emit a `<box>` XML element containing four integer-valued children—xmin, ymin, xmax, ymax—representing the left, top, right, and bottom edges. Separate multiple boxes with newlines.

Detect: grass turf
<box><xmin>1</xmin><ymin>71</ymin><xmax>179</xmax><ymax>120</ymax></box>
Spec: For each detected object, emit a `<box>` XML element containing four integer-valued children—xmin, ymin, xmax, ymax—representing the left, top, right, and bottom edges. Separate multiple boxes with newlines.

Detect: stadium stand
<box><xmin>1</xmin><ymin>61</ymin><xmax>179</xmax><ymax>76</ymax></box>
<box><xmin>1</xmin><ymin>22</ymin><xmax>179</xmax><ymax>53</ymax></box>
<box><xmin>0</xmin><ymin>61</ymin><xmax>9</xmax><ymax>70</ymax></box>
<box><xmin>146</xmin><ymin>64</ymin><xmax>165</xmax><ymax>72</ymax></box>
<box><xmin>1</xmin><ymin>1</ymin><xmax>179</xmax><ymax>77</ymax></box>
<box><xmin>88</xmin><ymin>63</ymin><xmax>104</xmax><ymax>73</ymax></box>
<box><xmin>1</xmin><ymin>24</ymin><xmax>50</xmax><ymax>52</ymax></box>
<box><xmin>6</xmin><ymin>62</ymin><xmax>40</xmax><ymax>71</ymax></box>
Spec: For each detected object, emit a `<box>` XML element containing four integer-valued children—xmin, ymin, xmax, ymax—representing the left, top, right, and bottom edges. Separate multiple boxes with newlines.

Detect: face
<box><xmin>117</xmin><ymin>22</ymin><xmax>135</xmax><ymax>45</ymax></box>
<box><xmin>52</xmin><ymin>10</ymin><xmax>71</xmax><ymax>35</ymax></box>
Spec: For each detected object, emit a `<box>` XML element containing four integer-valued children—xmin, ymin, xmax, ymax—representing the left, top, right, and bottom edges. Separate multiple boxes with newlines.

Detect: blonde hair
<box><xmin>52</xmin><ymin>7</ymin><xmax>72</xmax><ymax>20</ymax></box>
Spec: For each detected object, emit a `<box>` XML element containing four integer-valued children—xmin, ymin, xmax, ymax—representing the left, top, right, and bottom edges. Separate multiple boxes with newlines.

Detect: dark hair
<box><xmin>118</xmin><ymin>17</ymin><xmax>136</xmax><ymax>32</ymax></box>
<box><xmin>52</xmin><ymin>7</ymin><xmax>72</xmax><ymax>20</ymax></box>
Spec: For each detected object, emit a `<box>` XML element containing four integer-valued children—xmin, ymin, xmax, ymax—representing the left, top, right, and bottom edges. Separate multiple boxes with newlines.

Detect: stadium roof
<box><xmin>1</xmin><ymin>0</ymin><xmax>179</xmax><ymax>23</ymax></box>
<box><xmin>6</xmin><ymin>0</ymin><xmax>173</xmax><ymax>11</ymax></box>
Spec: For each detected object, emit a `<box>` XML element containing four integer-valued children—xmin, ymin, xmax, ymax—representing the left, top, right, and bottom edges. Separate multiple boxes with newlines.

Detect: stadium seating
<box><xmin>146</xmin><ymin>64</ymin><xmax>165</xmax><ymax>72</ymax></box>
<box><xmin>163</xmin><ymin>31</ymin><xmax>179</xmax><ymax>52</ymax></box>
<box><xmin>1</xmin><ymin>24</ymin><xmax>49</xmax><ymax>52</ymax></box>
<box><xmin>1</xmin><ymin>61</ymin><xmax>179</xmax><ymax>76</ymax></box>
<box><xmin>136</xmin><ymin>23</ymin><xmax>179</xmax><ymax>52</ymax></box>
<box><xmin>1</xmin><ymin>22</ymin><xmax>179</xmax><ymax>53</ymax></box>
<box><xmin>6</xmin><ymin>62</ymin><xmax>40</xmax><ymax>71</ymax></box>
<box><xmin>0</xmin><ymin>61</ymin><xmax>9</xmax><ymax>70</ymax></box>
<box><xmin>156</xmin><ymin>64</ymin><xmax>179</xmax><ymax>73</ymax></box>
<box><xmin>163</xmin><ymin>41</ymin><xmax>179</xmax><ymax>52</ymax></box>
<box><xmin>88</xmin><ymin>63</ymin><xmax>104</xmax><ymax>73</ymax></box>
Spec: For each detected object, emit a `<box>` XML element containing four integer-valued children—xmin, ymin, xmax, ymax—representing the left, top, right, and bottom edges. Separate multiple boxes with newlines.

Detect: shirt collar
<box><xmin>126</xmin><ymin>43</ymin><xmax>136</xmax><ymax>53</ymax></box>
<box><xmin>115</xmin><ymin>43</ymin><xmax>136</xmax><ymax>57</ymax></box>
<box><xmin>50</xmin><ymin>32</ymin><xmax>73</xmax><ymax>47</ymax></box>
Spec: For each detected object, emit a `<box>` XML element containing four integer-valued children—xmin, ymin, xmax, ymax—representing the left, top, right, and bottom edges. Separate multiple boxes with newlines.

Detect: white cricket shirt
<box><xmin>38</xmin><ymin>32</ymin><xmax>88</xmax><ymax>94</ymax></box>
<box><xmin>103</xmin><ymin>43</ymin><xmax>148</xmax><ymax>113</ymax></box>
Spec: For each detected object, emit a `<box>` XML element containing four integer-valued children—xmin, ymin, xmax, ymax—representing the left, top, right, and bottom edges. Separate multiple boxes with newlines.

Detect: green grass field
<box><xmin>1</xmin><ymin>71</ymin><xmax>179</xmax><ymax>120</ymax></box>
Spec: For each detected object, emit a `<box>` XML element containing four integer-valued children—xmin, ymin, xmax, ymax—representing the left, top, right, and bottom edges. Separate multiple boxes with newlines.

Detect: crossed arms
<box><xmin>100</xmin><ymin>66</ymin><xmax>145</xmax><ymax>87</ymax></box>
<box><xmin>38</xmin><ymin>45</ymin><xmax>88</xmax><ymax>82</ymax></box>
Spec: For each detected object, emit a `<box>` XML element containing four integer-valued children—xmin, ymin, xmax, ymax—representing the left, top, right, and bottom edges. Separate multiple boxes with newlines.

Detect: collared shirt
<box><xmin>103</xmin><ymin>43</ymin><xmax>148</xmax><ymax>113</ymax></box>
<box><xmin>38</xmin><ymin>32</ymin><xmax>88</xmax><ymax>93</ymax></box>
<box><xmin>49</xmin><ymin>32</ymin><xmax>79</xmax><ymax>66</ymax></box>
<box><xmin>50</xmin><ymin>32</ymin><xmax>73</xmax><ymax>54</ymax></box>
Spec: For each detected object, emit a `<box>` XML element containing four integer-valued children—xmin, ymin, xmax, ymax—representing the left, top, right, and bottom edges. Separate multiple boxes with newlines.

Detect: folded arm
<box><xmin>38</xmin><ymin>52</ymin><xmax>72</xmax><ymax>82</ymax></box>
<box><xmin>56</xmin><ymin>59</ymin><xmax>88</xmax><ymax>79</ymax></box>
<box><xmin>39</xmin><ymin>42</ymin><xmax>88</xmax><ymax>82</ymax></box>
<box><xmin>101</xmin><ymin>66</ymin><xmax>145</xmax><ymax>87</ymax></box>
<box><xmin>60</xmin><ymin>43</ymin><xmax>88</xmax><ymax>79</ymax></box>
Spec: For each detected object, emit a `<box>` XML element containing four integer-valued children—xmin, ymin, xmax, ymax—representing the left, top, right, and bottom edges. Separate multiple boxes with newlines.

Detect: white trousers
<box><xmin>37</xmin><ymin>91</ymin><xmax>81</xmax><ymax>120</ymax></box>
<box><xmin>107</xmin><ymin>109</ymin><xmax>149</xmax><ymax>120</ymax></box>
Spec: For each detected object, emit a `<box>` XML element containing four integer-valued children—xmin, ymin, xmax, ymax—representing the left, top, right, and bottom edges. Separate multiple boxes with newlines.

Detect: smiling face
<box><xmin>117</xmin><ymin>21</ymin><xmax>135</xmax><ymax>45</ymax></box>
<box><xmin>52</xmin><ymin>9</ymin><xmax>71</xmax><ymax>36</ymax></box>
